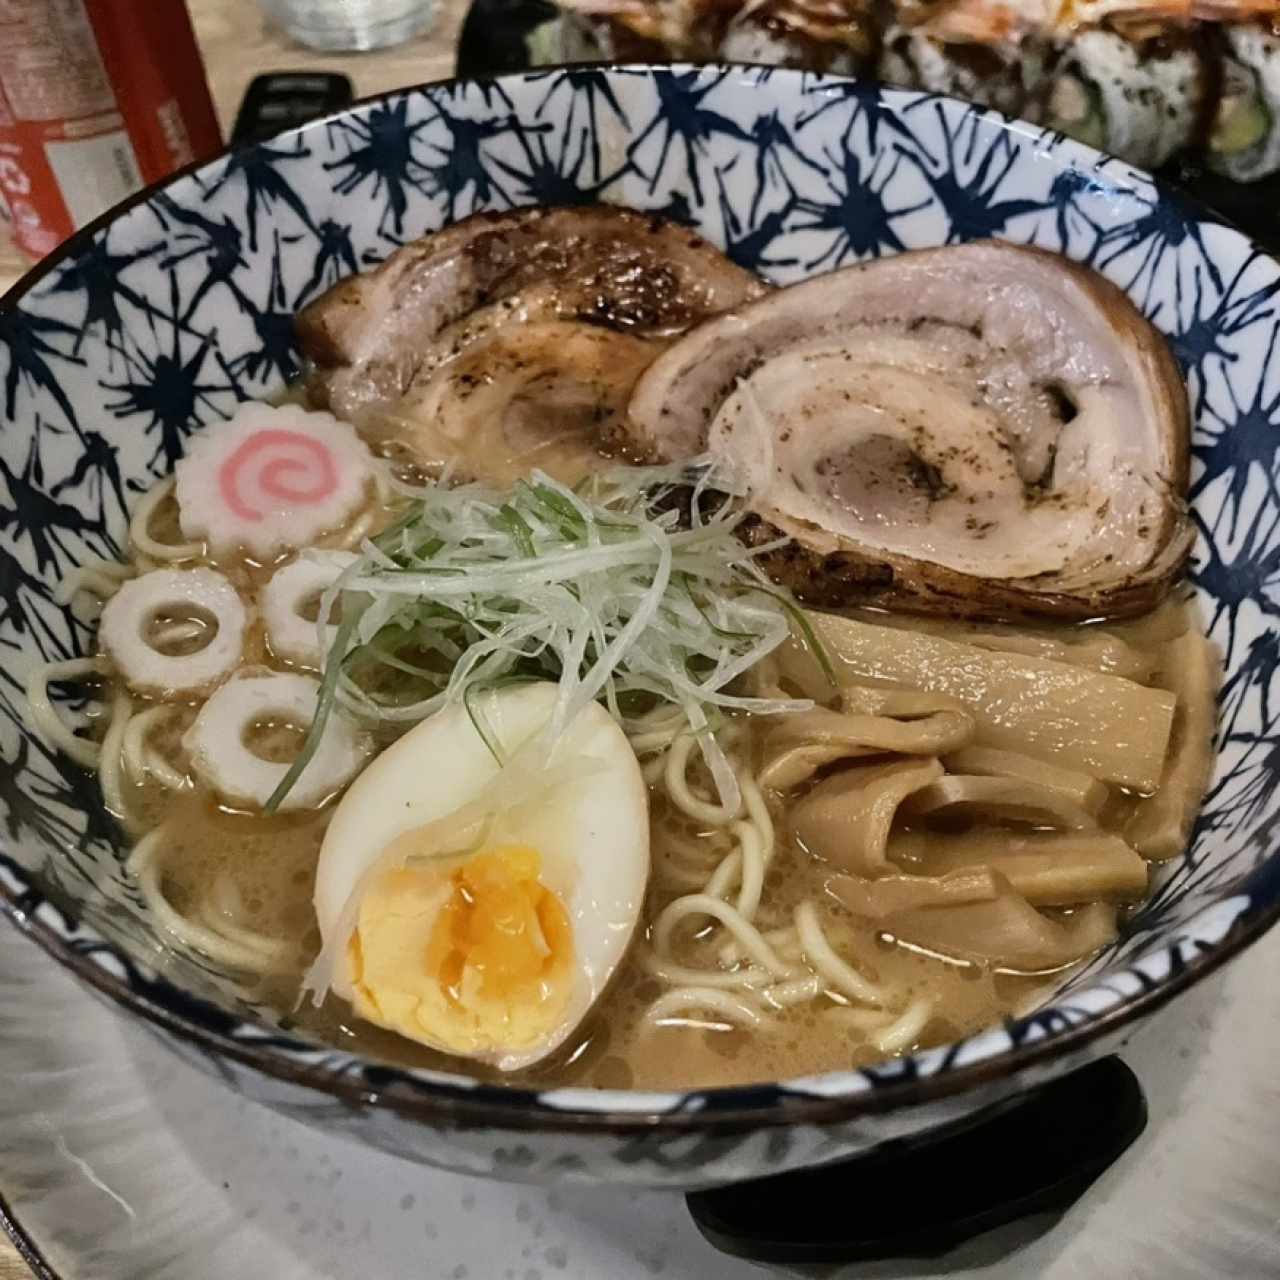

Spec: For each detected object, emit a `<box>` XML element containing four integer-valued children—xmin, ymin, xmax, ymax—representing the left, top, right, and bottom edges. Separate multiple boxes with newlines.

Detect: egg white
<box><xmin>313</xmin><ymin>682</ymin><xmax>649</xmax><ymax>1071</ymax></box>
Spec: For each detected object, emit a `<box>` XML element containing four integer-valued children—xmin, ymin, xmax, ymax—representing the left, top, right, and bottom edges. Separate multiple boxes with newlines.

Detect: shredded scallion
<box><xmin>266</xmin><ymin>460</ymin><xmax>821</xmax><ymax>812</ymax></box>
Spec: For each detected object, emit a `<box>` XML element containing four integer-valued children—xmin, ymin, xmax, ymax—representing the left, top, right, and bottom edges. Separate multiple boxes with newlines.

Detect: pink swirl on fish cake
<box><xmin>175</xmin><ymin>403</ymin><xmax>375</xmax><ymax>558</ymax></box>
<box><xmin>219</xmin><ymin>429</ymin><xmax>340</xmax><ymax>522</ymax></box>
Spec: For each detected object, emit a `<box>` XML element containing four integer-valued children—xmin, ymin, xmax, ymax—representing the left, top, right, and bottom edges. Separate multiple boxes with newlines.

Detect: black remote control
<box><xmin>231</xmin><ymin>72</ymin><xmax>355</xmax><ymax>147</ymax></box>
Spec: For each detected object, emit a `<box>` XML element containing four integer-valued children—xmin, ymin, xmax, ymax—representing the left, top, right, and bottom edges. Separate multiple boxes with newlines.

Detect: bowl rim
<box><xmin>2</xmin><ymin>63</ymin><xmax>1278</xmax><ymax>1135</ymax></box>
<box><xmin>0</xmin><ymin>1189</ymin><xmax>57</xmax><ymax>1280</ymax></box>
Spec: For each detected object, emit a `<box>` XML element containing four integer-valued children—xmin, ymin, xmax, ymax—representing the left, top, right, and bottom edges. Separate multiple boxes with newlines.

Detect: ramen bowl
<box><xmin>0</xmin><ymin>66</ymin><xmax>1277</xmax><ymax>1190</ymax></box>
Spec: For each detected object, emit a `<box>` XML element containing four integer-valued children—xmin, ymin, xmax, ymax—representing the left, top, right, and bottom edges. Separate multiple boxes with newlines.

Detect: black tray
<box><xmin>456</xmin><ymin>0</ymin><xmax>1280</xmax><ymax>254</ymax></box>
<box><xmin>687</xmin><ymin>1056</ymin><xmax>1147</xmax><ymax>1267</ymax></box>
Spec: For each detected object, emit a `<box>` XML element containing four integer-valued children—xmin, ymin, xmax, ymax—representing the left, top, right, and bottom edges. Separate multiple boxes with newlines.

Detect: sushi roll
<box><xmin>551</xmin><ymin>0</ymin><xmax>1280</xmax><ymax>184</ymax></box>
<box><xmin>557</xmin><ymin>11</ymin><xmax>672</xmax><ymax>60</ymax></box>
<box><xmin>1191</xmin><ymin>0</ymin><xmax>1280</xmax><ymax>18</ymax></box>
<box><xmin>555</xmin><ymin>0</ymin><xmax>734</xmax><ymax>61</ymax></box>
<box><xmin>1207</xmin><ymin>22</ymin><xmax>1280</xmax><ymax>182</ymax></box>
<box><xmin>719</xmin><ymin>0</ymin><xmax>877</xmax><ymax>74</ymax></box>
<box><xmin>1045</xmin><ymin>29</ymin><xmax>1212</xmax><ymax>169</ymax></box>
<box><xmin>1062</xmin><ymin>0</ymin><xmax>1193</xmax><ymax>30</ymax></box>
<box><xmin>916</xmin><ymin>0</ymin><xmax>1056</xmax><ymax>43</ymax></box>
<box><xmin>557</xmin><ymin>10</ymin><xmax>627</xmax><ymax>61</ymax></box>
<box><xmin>877</xmin><ymin>25</ymin><xmax>1043</xmax><ymax>119</ymax></box>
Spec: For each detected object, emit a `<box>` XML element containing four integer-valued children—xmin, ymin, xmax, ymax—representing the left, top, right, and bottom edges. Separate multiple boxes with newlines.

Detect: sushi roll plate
<box><xmin>460</xmin><ymin>2</ymin><xmax>1280</xmax><ymax>251</ymax></box>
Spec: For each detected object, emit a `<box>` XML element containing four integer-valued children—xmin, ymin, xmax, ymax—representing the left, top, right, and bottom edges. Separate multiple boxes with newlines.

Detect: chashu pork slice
<box><xmin>624</xmin><ymin>240</ymin><xmax>1192</xmax><ymax>621</ymax></box>
<box><xmin>295</xmin><ymin>206</ymin><xmax>767</xmax><ymax>486</ymax></box>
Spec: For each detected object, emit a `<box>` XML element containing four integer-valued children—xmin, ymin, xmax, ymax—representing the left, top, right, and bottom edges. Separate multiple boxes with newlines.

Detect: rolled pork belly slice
<box><xmin>295</xmin><ymin>206</ymin><xmax>767</xmax><ymax>484</ymax></box>
<box><xmin>623</xmin><ymin>240</ymin><xmax>1192</xmax><ymax>622</ymax></box>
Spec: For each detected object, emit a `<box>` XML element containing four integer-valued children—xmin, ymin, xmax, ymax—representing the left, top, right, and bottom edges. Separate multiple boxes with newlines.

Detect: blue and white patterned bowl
<box><xmin>1</xmin><ymin>66</ymin><xmax>1278</xmax><ymax>1191</ymax></box>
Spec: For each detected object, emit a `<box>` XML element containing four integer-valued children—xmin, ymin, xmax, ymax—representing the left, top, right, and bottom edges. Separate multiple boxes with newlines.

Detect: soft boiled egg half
<box><xmin>311</xmin><ymin>682</ymin><xmax>649</xmax><ymax>1072</ymax></box>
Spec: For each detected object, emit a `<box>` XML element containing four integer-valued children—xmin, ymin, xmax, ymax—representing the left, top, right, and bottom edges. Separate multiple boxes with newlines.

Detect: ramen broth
<box><xmin>142</xmin><ymin>711</ymin><xmax>1056</xmax><ymax>1090</ymax></box>
<box><xmin>43</xmin><ymin>268</ymin><xmax>1216</xmax><ymax>1088</ymax></box>
<box><xmin>115</xmin><ymin>489</ymin><xmax>1201</xmax><ymax>1089</ymax></box>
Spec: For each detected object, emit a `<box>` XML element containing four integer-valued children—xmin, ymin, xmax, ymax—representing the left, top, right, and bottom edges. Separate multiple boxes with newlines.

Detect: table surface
<box><xmin>0</xmin><ymin>4</ymin><xmax>465</xmax><ymax>1272</ymax></box>
<box><xmin>6</xmin><ymin>8</ymin><xmax>1271</xmax><ymax>1280</ymax></box>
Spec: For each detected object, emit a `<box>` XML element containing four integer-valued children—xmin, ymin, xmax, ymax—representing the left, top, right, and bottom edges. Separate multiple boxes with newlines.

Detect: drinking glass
<box><xmin>257</xmin><ymin>0</ymin><xmax>437</xmax><ymax>51</ymax></box>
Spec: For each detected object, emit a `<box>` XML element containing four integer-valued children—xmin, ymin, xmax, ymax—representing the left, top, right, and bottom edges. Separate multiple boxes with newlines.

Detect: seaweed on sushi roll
<box><xmin>718</xmin><ymin>0</ymin><xmax>878</xmax><ymax>73</ymax></box>
<box><xmin>877</xmin><ymin>24</ymin><xmax>1042</xmax><ymax>118</ymax></box>
<box><xmin>545</xmin><ymin>0</ymin><xmax>1280</xmax><ymax>184</ymax></box>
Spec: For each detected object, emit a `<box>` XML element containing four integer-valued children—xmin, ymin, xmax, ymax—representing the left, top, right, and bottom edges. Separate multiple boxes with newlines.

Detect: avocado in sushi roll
<box><xmin>1208</xmin><ymin>22</ymin><xmax>1280</xmax><ymax>182</ymax></box>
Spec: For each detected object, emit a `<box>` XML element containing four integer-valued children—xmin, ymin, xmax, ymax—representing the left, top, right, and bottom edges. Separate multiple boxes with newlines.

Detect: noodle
<box><xmin>761</xmin><ymin>974</ymin><xmax>823</xmax><ymax>1008</ymax></box>
<box><xmin>25</xmin><ymin>657</ymin><xmax>110</xmax><ymax>769</ymax></box>
<box><xmin>652</xmin><ymin>894</ymin><xmax>794</xmax><ymax>978</ymax></box>
<box><xmin>122</xmin><ymin>705</ymin><xmax>190</xmax><ymax>791</ymax></box>
<box><xmin>318</xmin><ymin>471</ymin><xmax>394</xmax><ymax>551</ymax></box>
<box><xmin>710</xmin><ymin>820</ymin><xmax>765</xmax><ymax>915</ymax></box>
<box><xmin>627</xmin><ymin>706</ymin><xmax>690</xmax><ymax>755</ymax></box>
<box><xmin>640</xmin><ymin>732</ymin><xmax>835</xmax><ymax>1029</ymax></box>
<box><xmin>656</xmin><ymin>857</ymin><xmax>727</xmax><ymax>892</ymax></box>
<box><xmin>98</xmin><ymin>688</ymin><xmax>135</xmax><ymax>829</ymax></box>
<box><xmin>718</xmin><ymin>924</ymin><xmax>801</xmax><ymax>967</ymax></box>
<box><xmin>127</xmin><ymin>826</ymin><xmax>292</xmax><ymax>973</ymax></box>
<box><xmin>128</xmin><ymin>476</ymin><xmax>203</xmax><ymax>562</ymax></box>
<box><xmin>27</xmin><ymin>443</ymin><xmax>1217</xmax><ymax>1088</ymax></box>
<box><xmin>640</xmin><ymin>953</ymin><xmax>774</xmax><ymax>989</ymax></box>
<box><xmin>640</xmin><ymin>717</ymin><xmax>929</xmax><ymax>1044</ymax></box>
<box><xmin>54</xmin><ymin>556</ymin><xmax>132</xmax><ymax>605</ymax></box>
<box><xmin>821</xmin><ymin>997</ymin><xmax>934</xmax><ymax>1053</ymax></box>
<box><xmin>644</xmin><ymin>988</ymin><xmax>770</xmax><ymax>1030</ymax></box>
<box><xmin>794</xmin><ymin>901</ymin><xmax>885</xmax><ymax>1006</ymax></box>
<box><xmin>663</xmin><ymin>732</ymin><xmax>742</xmax><ymax>825</ymax></box>
<box><xmin>872</xmin><ymin>997</ymin><xmax>933</xmax><ymax>1055</ymax></box>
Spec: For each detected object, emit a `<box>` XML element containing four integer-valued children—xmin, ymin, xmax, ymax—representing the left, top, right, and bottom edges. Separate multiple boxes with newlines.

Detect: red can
<box><xmin>0</xmin><ymin>0</ymin><xmax>223</xmax><ymax>260</ymax></box>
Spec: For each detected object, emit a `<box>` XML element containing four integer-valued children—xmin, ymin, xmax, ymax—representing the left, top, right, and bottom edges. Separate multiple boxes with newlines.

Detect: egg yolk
<box><xmin>346</xmin><ymin>844</ymin><xmax>575</xmax><ymax>1059</ymax></box>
